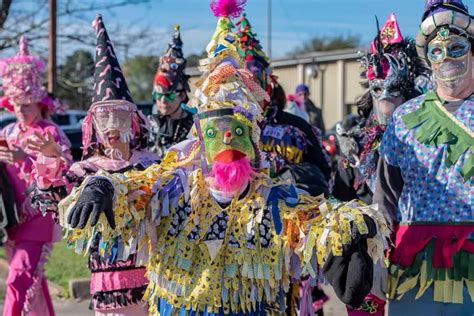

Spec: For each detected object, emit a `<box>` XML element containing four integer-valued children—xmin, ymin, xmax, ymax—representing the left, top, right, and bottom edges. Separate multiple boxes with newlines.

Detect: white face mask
<box><xmin>91</xmin><ymin>103</ymin><xmax>134</xmax><ymax>146</ymax></box>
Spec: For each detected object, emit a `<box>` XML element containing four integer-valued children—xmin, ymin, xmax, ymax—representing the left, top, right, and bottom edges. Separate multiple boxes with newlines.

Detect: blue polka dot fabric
<box><xmin>380</xmin><ymin>94</ymin><xmax>473</xmax><ymax>223</ymax></box>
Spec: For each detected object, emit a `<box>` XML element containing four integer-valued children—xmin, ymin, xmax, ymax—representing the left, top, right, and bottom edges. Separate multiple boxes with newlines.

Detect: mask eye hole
<box><xmin>235</xmin><ymin>126</ymin><xmax>243</xmax><ymax>136</ymax></box>
<box><xmin>372</xmin><ymin>87</ymin><xmax>383</xmax><ymax>97</ymax></box>
<box><xmin>430</xmin><ymin>47</ymin><xmax>443</xmax><ymax>56</ymax></box>
<box><xmin>388</xmin><ymin>87</ymin><xmax>402</xmax><ymax>97</ymax></box>
<box><xmin>206</xmin><ymin>127</ymin><xmax>216</xmax><ymax>138</ymax></box>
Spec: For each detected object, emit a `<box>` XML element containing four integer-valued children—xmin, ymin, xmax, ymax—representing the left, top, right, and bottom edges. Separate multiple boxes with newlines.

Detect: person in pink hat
<box><xmin>0</xmin><ymin>36</ymin><xmax>72</xmax><ymax>316</ymax></box>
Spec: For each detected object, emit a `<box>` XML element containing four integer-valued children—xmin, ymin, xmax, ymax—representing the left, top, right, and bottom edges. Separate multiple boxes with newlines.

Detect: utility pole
<box><xmin>48</xmin><ymin>0</ymin><xmax>57</xmax><ymax>94</ymax></box>
<box><xmin>267</xmin><ymin>0</ymin><xmax>272</xmax><ymax>60</ymax></box>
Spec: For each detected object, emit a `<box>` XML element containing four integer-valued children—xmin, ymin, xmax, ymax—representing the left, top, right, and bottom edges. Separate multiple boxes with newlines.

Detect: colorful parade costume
<box><xmin>373</xmin><ymin>1</ymin><xmax>474</xmax><ymax>315</ymax></box>
<box><xmin>0</xmin><ymin>36</ymin><xmax>72</xmax><ymax>316</ymax></box>
<box><xmin>331</xmin><ymin>14</ymin><xmax>432</xmax><ymax>316</ymax></box>
<box><xmin>33</xmin><ymin>15</ymin><xmax>158</xmax><ymax>314</ymax></box>
<box><xmin>67</xmin><ymin>1</ymin><xmax>390</xmax><ymax>315</ymax></box>
<box><xmin>333</xmin><ymin>13</ymin><xmax>431</xmax><ymax>205</ymax></box>
<box><xmin>148</xmin><ymin>25</ymin><xmax>194</xmax><ymax>159</ymax></box>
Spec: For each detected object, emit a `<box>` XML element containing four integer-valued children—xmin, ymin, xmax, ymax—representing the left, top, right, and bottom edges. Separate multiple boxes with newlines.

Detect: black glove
<box><xmin>322</xmin><ymin>240</ymin><xmax>373</xmax><ymax>308</ymax></box>
<box><xmin>322</xmin><ymin>215</ymin><xmax>377</xmax><ymax>307</ymax></box>
<box><xmin>67</xmin><ymin>178</ymin><xmax>115</xmax><ymax>229</ymax></box>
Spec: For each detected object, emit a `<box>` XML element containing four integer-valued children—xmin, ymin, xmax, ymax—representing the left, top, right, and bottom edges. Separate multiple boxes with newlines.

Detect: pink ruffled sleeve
<box><xmin>31</xmin><ymin>124</ymin><xmax>73</xmax><ymax>190</ymax></box>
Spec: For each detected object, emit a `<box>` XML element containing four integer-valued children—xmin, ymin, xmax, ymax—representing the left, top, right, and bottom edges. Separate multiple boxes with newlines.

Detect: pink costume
<box><xmin>0</xmin><ymin>37</ymin><xmax>72</xmax><ymax>316</ymax></box>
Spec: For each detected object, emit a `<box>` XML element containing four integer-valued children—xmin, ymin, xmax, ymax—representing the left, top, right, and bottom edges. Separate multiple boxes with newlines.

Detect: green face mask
<box><xmin>153</xmin><ymin>91</ymin><xmax>176</xmax><ymax>102</ymax></box>
<box><xmin>200</xmin><ymin>115</ymin><xmax>255</xmax><ymax>165</ymax></box>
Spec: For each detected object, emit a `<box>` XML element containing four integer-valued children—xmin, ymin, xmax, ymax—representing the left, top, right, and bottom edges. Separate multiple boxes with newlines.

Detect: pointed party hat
<box><xmin>153</xmin><ymin>25</ymin><xmax>190</xmax><ymax>95</ymax></box>
<box><xmin>91</xmin><ymin>14</ymin><xmax>133</xmax><ymax>105</ymax></box>
<box><xmin>236</xmin><ymin>13</ymin><xmax>271</xmax><ymax>91</ymax></box>
<box><xmin>370</xmin><ymin>13</ymin><xmax>404</xmax><ymax>53</ymax></box>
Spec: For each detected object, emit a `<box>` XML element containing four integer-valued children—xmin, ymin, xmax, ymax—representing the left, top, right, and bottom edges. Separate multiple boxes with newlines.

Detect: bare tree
<box><xmin>0</xmin><ymin>0</ymin><xmax>164</xmax><ymax>56</ymax></box>
<box><xmin>0</xmin><ymin>0</ymin><xmax>170</xmax><ymax>109</ymax></box>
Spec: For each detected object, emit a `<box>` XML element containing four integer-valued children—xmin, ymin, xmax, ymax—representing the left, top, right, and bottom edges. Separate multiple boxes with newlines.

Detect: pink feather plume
<box><xmin>210</xmin><ymin>0</ymin><xmax>247</xmax><ymax>18</ymax></box>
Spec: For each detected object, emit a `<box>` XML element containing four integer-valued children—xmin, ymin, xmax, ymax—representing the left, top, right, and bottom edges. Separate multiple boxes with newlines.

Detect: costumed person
<box><xmin>148</xmin><ymin>25</ymin><xmax>194</xmax><ymax>159</ymax></box>
<box><xmin>0</xmin><ymin>36</ymin><xmax>72</xmax><ymax>316</ymax></box>
<box><xmin>235</xmin><ymin>13</ymin><xmax>331</xmax><ymax>315</ymax></box>
<box><xmin>59</xmin><ymin>1</ymin><xmax>391</xmax><ymax>315</ymax></box>
<box><xmin>333</xmin><ymin>13</ymin><xmax>431</xmax><ymax>205</ymax></box>
<box><xmin>294</xmin><ymin>84</ymin><xmax>325</xmax><ymax>135</ymax></box>
<box><xmin>31</xmin><ymin>15</ymin><xmax>158</xmax><ymax>315</ymax></box>
<box><xmin>373</xmin><ymin>1</ymin><xmax>474</xmax><ymax>315</ymax></box>
<box><xmin>332</xmin><ymin>13</ymin><xmax>431</xmax><ymax>316</ymax></box>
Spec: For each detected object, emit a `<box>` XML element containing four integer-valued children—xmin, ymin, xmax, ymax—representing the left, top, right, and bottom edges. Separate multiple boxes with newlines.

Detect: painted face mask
<box><xmin>200</xmin><ymin>114</ymin><xmax>256</xmax><ymax>166</ymax></box>
<box><xmin>427</xmin><ymin>28</ymin><xmax>471</xmax><ymax>84</ymax></box>
<box><xmin>368</xmin><ymin>54</ymin><xmax>408</xmax><ymax>101</ymax></box>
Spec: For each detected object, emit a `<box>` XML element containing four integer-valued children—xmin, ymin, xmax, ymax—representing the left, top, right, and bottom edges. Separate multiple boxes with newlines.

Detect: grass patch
<box><xmin>45</xmin><ymin>239</ymin><xmax>90</xmax><ymax>293</ymax></box>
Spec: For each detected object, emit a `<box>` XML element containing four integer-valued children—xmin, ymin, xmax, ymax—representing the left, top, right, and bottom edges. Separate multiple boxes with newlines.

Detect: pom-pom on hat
<box><xmin>416</xmin><ymin>0</ymin><xmax>474</xmax><ymax>60</ymax></box>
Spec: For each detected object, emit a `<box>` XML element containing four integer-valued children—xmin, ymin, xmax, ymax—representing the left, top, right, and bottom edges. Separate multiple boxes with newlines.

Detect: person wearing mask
<box><xmin>31</xmin><ymin>15</ymin><xmax>158</xmax><ymax>315</ymax></box>
<box><xmin>332</xmin><ymin>13</ymin><xmax>432</xmax><ymax>316</ymax></box>
<box><xmin>0</xmin><ymin>36</ymin><xmax>72</xmax><ymax>316</ymax></box>
<box><xmin>148</xmin><ymin>25</ymin><xmax>194</xmax><ymax>159</ymax></box>
<box><xmin>374</xmin><ymin>1</ymin><xmax>473</xmax><ymax>314</ymax></box>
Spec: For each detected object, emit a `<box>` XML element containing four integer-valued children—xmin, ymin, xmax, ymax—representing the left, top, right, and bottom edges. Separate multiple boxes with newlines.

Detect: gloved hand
<box><xmin>322</xmin><ymin>240</ymin><xmax>373</xmax><ymax>307</ymax></box>
<box><xmin>322</xmin><ymin>214</ymin><xmax>378</xmax><ymax>307</ymax></box>
<box><xmin>67</xmin><ymin>177</ymin><xmax>115</xmax><ymax>229</ymax></box>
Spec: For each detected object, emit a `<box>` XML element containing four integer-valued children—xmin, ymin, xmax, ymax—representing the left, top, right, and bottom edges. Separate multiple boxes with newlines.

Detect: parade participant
<box><xmin>32</xmin><ymin>15</ymin><xmax>158</xmax><ymax>315</ymax></box>
<box><xmin>57</xmin><ymin>1</ymin><xmax>390</xmax><ymax>315</ymax></box>
<box><xmin>374</xmin><ymin>1</ymin><xmax>474</xmax><ymax>314</ymax></box>
<box><xmin>333</xmin><ymin>13</ymin><xmax>431</xmax><ymax>204</ymax></box>
<box><xmin>0</xmin><ymin>36</ymin><xmax>72</xmax><ymax>316</ymax></box>
<box><xmin>333</xmin><ymin>14</ymin><xmax>431</xmax><ymax>316</ymax></box>
<box><xmin>148</xmin><ymin>25</ymin><xmax>194</xmax><ymax>159</ymax></box>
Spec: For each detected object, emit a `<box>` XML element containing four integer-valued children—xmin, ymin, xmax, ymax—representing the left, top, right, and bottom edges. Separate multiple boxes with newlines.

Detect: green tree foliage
<box><xmin>125</xmin><ymin>55</ymin><xmax>160</xmax><ymax>102</ymax></box>
<box><xmin>290</xmin><ymin>34</ymin><xmax>361</xmax><ymax>57</ymax></box>
<box><xmin>56</xmin><ymin>50</ymin><xmax>94</xmax><ymax>110</ymax></box>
